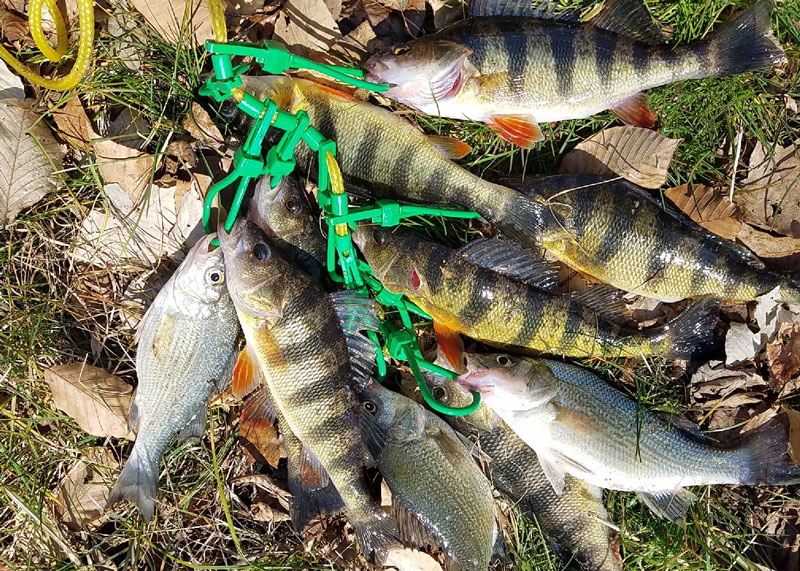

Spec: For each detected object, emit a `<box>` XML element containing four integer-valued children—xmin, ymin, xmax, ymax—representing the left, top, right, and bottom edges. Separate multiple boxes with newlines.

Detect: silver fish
<box><xmin>458</xmin><ymin>353</ymin><xmax>800</xmax><ymax>521</ymax></box>
<box><xmin>108</xmin><ymin>234</ymin><xmax>240</xmax><ymax>520</ymax></box>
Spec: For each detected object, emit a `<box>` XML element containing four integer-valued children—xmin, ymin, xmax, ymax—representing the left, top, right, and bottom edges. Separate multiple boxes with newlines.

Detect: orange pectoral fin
<box><xmin>232</xmin><ymin>346</ymin><xmax>260</xmax><ymax>398</ymax></box>
<box><xmin>433</xmin><ymin>319</ymin><xmax>466</xmax><ymax>373</ymax></box>
<box><xmin>609</xmin><ymin>92</ymin><xmax>657</xmax><ymax>128</ymax></box>
<box><xmin>427</xmin><ymin>135</ymin><xmax>473</xmax><ymax>160</ymax></box>
<box><xmin>487</xmin><ymin>114</ymin><xmax>544</xmax><ymax>148</ymax></box>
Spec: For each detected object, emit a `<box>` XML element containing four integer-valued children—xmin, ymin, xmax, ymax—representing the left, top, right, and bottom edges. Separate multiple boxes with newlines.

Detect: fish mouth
<box><xmin>217</xmin><ymin>217</ymin><xmax>247</xmax><ymax>256</ymax></box>
<box><xmin>455</xmin><ymin>370</ymin><xmax>495</xmax><ymax>396</ymax></box>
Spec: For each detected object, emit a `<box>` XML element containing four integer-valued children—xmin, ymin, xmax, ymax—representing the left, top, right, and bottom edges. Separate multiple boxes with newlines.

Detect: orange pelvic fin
<box><xmin>610</xmin><ymin>92</ymin><xmax>657</xmax><ymax>128</ymax></box>
<box><xmin>487</xmin><ymin>114</ymin><xmax>544</xmax><ymax>148</ymax></box>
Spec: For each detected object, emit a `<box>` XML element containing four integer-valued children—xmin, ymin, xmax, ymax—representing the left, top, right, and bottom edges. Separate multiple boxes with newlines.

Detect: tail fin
<box><xmin>741</xmin><ymin>420</ymin><xmax>800</xmax><ymax>486</ymax></box>
<box><xmin>651</xmin><ymin>297</ymin><xmax>720</xmax><ymax>359</ymax></box>
<box><xmin>499</xmin><ymin>191</ymin><xmax>574</xmax><ymax>250</ymax></box>
<box><xmin>106</xmin><ymin>442</ymin><xmax>160</xmax><ymax>521</ymax></box>
<box><xmin>353</xmin><ymin>510</ymin><xmax>402</xmax><ymax>565</ymax></box>
<box><xmin>705</xmin><ymin>0</ymin><xmax>786</xmax><ymax>77</ymax></box>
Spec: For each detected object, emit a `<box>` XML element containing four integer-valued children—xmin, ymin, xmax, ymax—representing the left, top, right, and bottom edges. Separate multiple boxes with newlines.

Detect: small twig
<box><xmin>730</xmin><ymin>127</ymin><xmax>744</xmax><ymax>202</ymax></box>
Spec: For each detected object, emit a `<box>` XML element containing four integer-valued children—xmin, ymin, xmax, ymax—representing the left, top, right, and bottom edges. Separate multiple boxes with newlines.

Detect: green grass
<box><xmin>2</xmin><ymin>0</ymin><xmax>800</xmax><ymax>569</ymax></box>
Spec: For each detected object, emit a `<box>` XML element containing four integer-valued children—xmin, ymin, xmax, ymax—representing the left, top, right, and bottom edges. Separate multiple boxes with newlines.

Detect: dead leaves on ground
<box><xmin>44</xmin><ymin>363</ymin><xmax>135</xmax><ymax>440</ymax></box>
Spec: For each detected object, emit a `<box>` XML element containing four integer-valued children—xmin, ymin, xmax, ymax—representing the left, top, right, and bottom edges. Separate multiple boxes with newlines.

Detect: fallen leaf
<box><xmin>384</xmin><ymin>547</ymin><xmax>442</xmax><ymax>571</ymax></box>
<box><xmin>785</xmin><ymin>407</ymin><xmax>800</xmax><ymax>463</ymax></box>
<box><xmin>130</xmin><ymin>0</ymin><xmax>214</xmax><ymax>47</ymax></box>
<box><xmin>273</xmin><ymin>0</ymin><xmax>343</xmax><ymax>64</ymax></box>
<box><xmin>0</xmin><ymin>59</ymin><xmax>24</xmax><ymax>99</ymax></box>
<box><xmin>55</xmin><ymin>448</ymin><xmax>115</xmax><ymax>531</ymax></box>
<box><xmin>736</xmin><ymin>139</ymin><xmax>800</xmax><ymax>236</ymax></box>
<box><xmin>429</xmin><ymin>0</ymin><xmax>464</xmax><ymax>29</ymax></box>
<box><xmin>725</xmin><ymin>322</ymin><xmax>762</xmax><ymax>366</ymax></box>
<box><xmin>0</xmin><ymin>99</ymin><xmax>64</xmax><ymax>225</ymax></box>
<box><xmin>690</xmin><ymin>361</ymin><xmax>770</xmax><ymax>431</ymax></box>
<box><xmin>44</xmin><ymin>363</ymin><xmax>135</xmax><ymax>440</ymax></box>
<box><xmin>766</xmin><ymin>321</ymin><xmax>800</xmax><ymax>389</ymax></box>
<box><xmin>70</xmin><ymin>182</ymin><xmax>203</xmax><ymax>268</ymax></box>
<box><xmin>664</xmin><ymin>183</ymin><xmax>741</xmax><ymax>240</ymax></box>
<box><xmin>0</xmin><ymin>7</ymin><xmax>30</xmax><ymax>44</ymax></box>
<box><xmin>223</xmin><ymin>0</ymin><xmax>263</xmax><ymax>16</ymax></box>
<box><xmin>51</xmin><ymin>97</ymin><xmax>94</xmax><ymax>151</ymax></box>
<box><xmin>736</xmin><ymin>223</ymin><xmax>800</xmax><ymax>259</ymax></box>
<box><xmin>559</xmin><ymin>126</ymin><xmax>681</xmax><ymax>189</ymax></box>
<box><xmin>365</xmin><ymin>0</ymin><xmax>426</xmax><ymax>37</ymax></box>
<box><xmin>182</xmin><ymin>102</ymin><xmax>224</xmax><ymax>146</ymax></box>
<box><xmin>93</xmin><ymin>137</ymin><xmax>155</xmax><ymax>204</ymax></box>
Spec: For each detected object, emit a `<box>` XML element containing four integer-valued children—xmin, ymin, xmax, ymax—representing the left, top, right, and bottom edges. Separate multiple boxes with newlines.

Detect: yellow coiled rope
<box><xmin>0</xmin><ymin>0</ymin><xmax>94</xmax><ymax>90</ymax></box>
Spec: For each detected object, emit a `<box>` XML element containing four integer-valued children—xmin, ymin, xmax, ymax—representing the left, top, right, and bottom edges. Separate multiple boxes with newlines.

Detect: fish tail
<box><xmin>352</xmin><ymin>509</ymin><xmax>402</xmax><ymax>565</ymax></box>
<box><xmin>702</xmin><ymin>0</ymin><xmax>786</xmax><ymax>77</ymax></box>
<box><xmin>648</xmin><ymin>297</ymin><xmax>720</xmax><ymax>359</ymax></box>
<box><xmin>500</xmin><ymin>191</ymin><xmax>573</xmax><ymax>248</ymax></box>
<box><xmin>106</xmin><ymin>441</ymin><xmax>160</xmax><ymax>521</ymax></box>
<box><xmin>740</xmin><ymin>420</ymin><xmax>800</xmax><ymax>486</ymax></box>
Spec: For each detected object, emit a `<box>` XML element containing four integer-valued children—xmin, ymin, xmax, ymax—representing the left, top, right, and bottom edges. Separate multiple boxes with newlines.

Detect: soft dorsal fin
<box><xmin>456</xmin><ymin>238</ymin><xmax>560</xmax><ymax>290</ymax></box>
<box><xmin>590</xmin><ymin>0</ymin><xmax>664</xmax><ymax>45</ymax></box>
<box><xmin>569</xmin><ymin>284</ymin><xmax>634</xmax><ymax>325</ymax></box>
<box><xmin>330</xmin><ymin>291</ymin><xmax>382</xmax><ymax>391</ymax></box>
<box><xmin>391</xmin><ymin>494</ymin><xmax>444</xmax><ymax>555</ymax></box>
<box><xmin>469</xmin><ymin>0</ymin><xmax>580</xmax><ymax>22</ymax></box>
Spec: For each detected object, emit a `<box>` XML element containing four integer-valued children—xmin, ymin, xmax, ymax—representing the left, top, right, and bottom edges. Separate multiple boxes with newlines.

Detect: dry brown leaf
<box><xmin>93</xmin><ymin>138</ymin><xmax>155</xmax><ymax>204</ymax></box>
<box><xmin>273</xmin><ymin>0</ymin><xmax>343</xmax><ymax>64</ymax></box>
<box><xmin>365</xmin><ymin>0</ymin><xmax>426</xmax><ymax>37</ymax></box>
<box><xmin>45</xmin><ymin>363</ymin><xmax>135</xmax><ymax>440</ymax></box>
<box><xmin>55</xmin><ymin>448</ymin><xmax>115</xmax><ymax>531</ymax></box>
<box><xmin>130</xmin><ymin>0</ymin><xmax>214</xmax><ymax>47</ymax></box>
<box><xmin>766</xmin><ymin>321</ymin><xmax>800</xmax><ymax>390</ymax></box>
<box><xmin>736</xmin><ymin>223</ymin><xmax>800</xmax><ymax>259</ymax></box>
<box><xmin>559</xmin><ymin>126</ymin><xmax>681</xmax><ymax>189</ymax></box>
<box><xmin>51</xmin><ymin>97</ymin><xmax>94</xmax><ymax>151</ymax></box>
<box><xmin>736</xmin><ymin>139</ymin><xmax>800</xmax><ymax>236</ymax></box>
<box><xmin>0</xmin><ymin>99</ymin><xmax>64</xmax><ymax>225</ymax></box>
<box><xmin>384</xmin><ymin>547</ymin><xmax>442</xmax><ymax>571</ymax></box>
<box><xmin>0</xmin><ymin>7</ymin><xmax>30</xmax><ymax>43</ymax></box>
<box><xmin>239</xmin><ymin>390</ymin><xmax>284</xmax><ymax>468</ymax></box>
<box><xmin>182</xmin><ymin>102</ymin><xmax>224</xmax><ymax>146</ymax></box>
<box><xmin>664</xmin><ymin>183</ymin><xmax>741</xmax><ymax>240</ymax></box>
<box><xmin>224</xmin><ymin>0</ymin><xmax>263</xmax><ymax>16</ymax></box>
<box><xmin>429</xmin><ymin>0</ymin><xmax>465</xmax><ymax>29</ymax></box>
<box><xmin>785</xmin><ymin>407</ymin><xmax>800</xmax><ymax>463</ymax></box>
<box><xmin>0</xmin><ymin>59</ymin><xmax>24</xmax><ymax>99</ymax></box>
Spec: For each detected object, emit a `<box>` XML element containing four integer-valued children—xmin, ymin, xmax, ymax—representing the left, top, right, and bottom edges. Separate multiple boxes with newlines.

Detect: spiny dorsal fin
<box><xmin>590</xmin><ymin>0</ymin><xmax>664</xmax><ymax>45</ymax></box>
<box><xmin>469</xmin><ymin>0</ymin><xmax>580</xmax><ymax>21</ymax></box>
<box><xmin>569</xmin><ymin>284</ymin><xmax>633</xmax><ymax>325</ymax></box>
<box><xmin>636</xmin><ymin>488</ymin><xmax>697</xmax><ymax>522</ymax></box>
<box><xmin>456</xmin><ymin>238</ymin><xmax>560</xmax><ymax>290</ymax></box>
<box><xmin>330</xmin><ymin>291</ymin><xmax>382</xmax><ymax>390</ymax></box>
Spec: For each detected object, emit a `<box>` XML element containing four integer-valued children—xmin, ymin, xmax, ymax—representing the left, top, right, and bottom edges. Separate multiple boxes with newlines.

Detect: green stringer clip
<box><xmin>198</xmin><ymin>38</ymin><xmax>481</xmax><ymax>416</ymax></box>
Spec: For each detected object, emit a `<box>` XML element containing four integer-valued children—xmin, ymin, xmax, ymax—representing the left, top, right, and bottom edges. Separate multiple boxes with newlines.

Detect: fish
<box><xmin>359</xmin><ymin>380</ymin><xmax>499</xmax><ymax>571</ymax></box>
<box><xmin>404</xmin><ymin>366</ymin><xmax>622</xmax><ymax>571</ymax></box>
<box><xmin>239</xmin><ymin>75</ymin><xmax>570</xmax><ymax>254</ymax></box>
<box><xmin>364</xmin><ymin>0</ymin><xmax>786</xmax><ymax>148</ymax></box>
<box><xmin>218</xmin><ymin>219</ymin><xmax>399</xmax><ymax>562</ymax></box>
<box><xmin>457</xmin><ymin>353</ymin><xmax>800</xmax><ymax>521</ymax></box>
<box><xmin>353</xmin><ymin>225</ymin><xmax>718</xmax><ymax>361</ymax></box>
<box><xmin>107</xmin><ymin>234</ymin><xmax>240</xmax><ymax>520</ymax></box>
<box><xmin>512</xmin><ymin>174</ymin><xmax>800</xmax><ymax>303</ymax></box>
<box><xmin>248</xmin><ymin>174</ymin><xmax>328</xmax><ymax>283</ymax></box>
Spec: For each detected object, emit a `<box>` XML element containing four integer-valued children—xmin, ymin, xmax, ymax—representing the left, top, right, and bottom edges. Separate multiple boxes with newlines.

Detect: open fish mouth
<box><xmin>455</xmin><ymin>371</ymin><xmax>495</xmax><ymax>396</ymax></box>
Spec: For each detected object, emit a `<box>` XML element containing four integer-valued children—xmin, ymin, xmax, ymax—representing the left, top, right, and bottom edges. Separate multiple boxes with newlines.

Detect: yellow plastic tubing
<box><xmin>0</xmin><ymin>0</ymin><xmax>94</xmax><ymax>90</ymax></box>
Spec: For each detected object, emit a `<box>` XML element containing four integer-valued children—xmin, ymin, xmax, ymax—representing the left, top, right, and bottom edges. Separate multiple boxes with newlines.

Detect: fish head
<box><xmin>218</xmin><ymin>218</ymin><xmax>296</xmax><ymax>323</ymax></box>
<box><xmin>353</xmin><ymin>226</ymin><xmax>434</xmax><ymax>300</ymax></box>
<box><xmin>360</xmin><ymin>380</ymin><xmax>426</xmax><ymax>440</ymax></box>
<box><xmin>457</xmin><ymin>353</ymin><xmax>557</xmax><ymax>412</ymax></box>
<box><xmin>364</xmin><ymin>40</ymin><xmax>473</xmax><ymax>110</ymax></box>
<box><xmin>249</xmin><ymin>174</ymin><xmax>319</xmax><ymax>243</ymax></box>
<box><xmin>172</xmin><ymin>233</ymin><xmax>231</xmax><ymax>309</ymax></box>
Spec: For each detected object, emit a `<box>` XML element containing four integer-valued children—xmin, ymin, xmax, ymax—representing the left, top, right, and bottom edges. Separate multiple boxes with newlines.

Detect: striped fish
<box><xmin>353</xmin><ymin>226</ymin><xmax>717</xmax><ymax>360</ymax></box>
<box><xmin>241</xmin><ymin>75</ymin><xmax>568</xmax><ymax>261</ymax></box>
<box><xmin>364</xmin><ymin>0</ymin><xmax>786</xmax><ymax>147</ymax></box>
<box><xmin>219</xmin><ymin>220</ymin><xmax>399</xmax><ymax>563</ymax></box>
<box><xmin>406</xmin><ymin>365</ymin><xmax>622</xmax><ymax>571</ymax></box>
<box><xmin>516</xmin><ymin>174</ymin><xmax>800</xmax><ymax>303</ymax></box>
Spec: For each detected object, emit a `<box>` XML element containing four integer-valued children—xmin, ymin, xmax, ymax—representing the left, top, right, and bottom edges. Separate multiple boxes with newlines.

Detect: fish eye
<box><xmin>363</xmin><ymin>400</ymin><xmax>378</xmax><ymax>414</ymax></box>
<box><xmin>206</xmin><ymin>268</ymin><xmax>225</xmax><ymax>285</ymax></box>
<box><xmin>393</xmin><ymin>44</ymin><xmax>410</xmax><ymax>55</ymax></box>
<box><xmin>285</xmin><ymin>197</ymin><xmax>302</xmax><ymax>214</ymax></box>
<box><xmin>252</xmin><ymin>242</ymin><xmax>271</xmax><ymax>261</ymax></box>
<box><xmin>373</xmin><ymin>229</ymin><xmax>387</xmax><ymax>245</ymax></box>
<box><xmin>432</xmin><ymin>386</ymin><xmax>447</xmax><ymax>402</ymax></box>
<box><xmin>496</xmin><ymin>355</ymin><xmax>511</xmax><ymax>366</ymax></box>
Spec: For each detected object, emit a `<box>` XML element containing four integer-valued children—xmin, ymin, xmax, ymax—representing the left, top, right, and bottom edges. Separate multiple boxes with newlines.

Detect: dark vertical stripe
<box><xmin>694</xmin><ymin>41</ymin><xmax>711</xmax><ymax>72</ymax></box>
<box><xmin>558</xmin><ymin>306</ymin><xmax>584</xmax><ymax>355</ymax></box>
<box><xmin>594</xmin><ymin>32</ymin><xmax>617</xmax><ymax>87</ymax></box>
<box><xmin>355</xmin><ymin>129</ymin><xmax>381</xmax><ymax>183</ymax></box>
<box><xmin>549</xmin><ymin>28</ymin><xmax>575</xmax><ymax>98</ymax></box>
<box><xmin>512</xmin><ymin>288</ymin><xmax>545</xmax><ymax>346</ymax></box>
<box><xmin>462</xmin><ymin>271</ymin><xmax>497</xmax><ymax>327</ymax></box>
<box><xmin>688</xmin><ymin>243</ymin><xmax>721</xmax><ymax>294</ymax></box>
<box><xmin>592</xmin><ymin>190</ymin><xmax>627</xmax><ymax>265</ymax></box>
<box><xmin>506</xmin><ymin>32</ymin><xmax>527</xmax><ymax>94</ymax></box>
<box><xmin>632</xmin><ymin>42</ymin><xmax>649</xmax><ymax>79</ymax></box>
